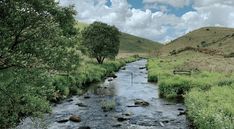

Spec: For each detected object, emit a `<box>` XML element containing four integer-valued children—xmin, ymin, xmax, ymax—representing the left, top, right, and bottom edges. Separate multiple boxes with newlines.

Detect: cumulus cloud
<box><xmin>143</xmin><ymin>0</ymin><xmax>191</xmax><ymax>8</ymax></box>
<box><xmin>59</xmin><ymin>0</ymin><xmax>234</xmax><ymax>43</ymax></box>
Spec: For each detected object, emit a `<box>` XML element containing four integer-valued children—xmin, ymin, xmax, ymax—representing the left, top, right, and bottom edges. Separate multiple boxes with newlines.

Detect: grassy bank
<box><xmin>147</xmin><ymin>52</ymin><xmax>234</xmax><ymax>129</ymax></box>
<box><xmin>185</xmin><ymin>86</ymin><xmax>234</xmax><ymax>129</ymax></box>
<box><xmin>52</xmin><ymin>56</ymin><xmax>139</xmax><ymax>99</ymax></box>
<box><xmin>0</xmin><ymin>56</ymin><xmax>139</xmax><ymax>128</ymax></box>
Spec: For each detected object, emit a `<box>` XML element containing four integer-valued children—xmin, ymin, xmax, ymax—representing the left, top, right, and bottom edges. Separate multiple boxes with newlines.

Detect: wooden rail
<box><xmin>173</xmin><ymin>70</ymin><xmax>191</xmax><ymax>75</ymax></box>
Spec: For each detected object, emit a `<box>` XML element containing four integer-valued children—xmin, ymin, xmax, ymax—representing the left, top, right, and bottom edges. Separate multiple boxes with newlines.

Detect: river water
<box><xmin>16</xmin><ymin>59</ymin><xmax>190</xmax><ymax>129</ymax></box>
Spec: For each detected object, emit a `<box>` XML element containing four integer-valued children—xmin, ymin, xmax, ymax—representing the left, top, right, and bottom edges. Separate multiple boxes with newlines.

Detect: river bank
<box><xmin>16</xmin><ymin>59</ymin><xmax>189</xmax><ymax>129</ymax></box>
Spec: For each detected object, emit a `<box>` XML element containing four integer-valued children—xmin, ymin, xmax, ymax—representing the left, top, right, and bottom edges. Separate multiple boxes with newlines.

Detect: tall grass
<box><xmin>52</xmin><ymin>56</ymin><xmax>139</xmax><ymax>100</ymax></box>
<box><xmin>185</xmin><ymin>86</ymin><xmax>234</xmax><ymax>129</ymax></box>
<box><xmin>148</xmin><ymin>57</ymin><xmax>234</xmax><ymax>129</ymax></box>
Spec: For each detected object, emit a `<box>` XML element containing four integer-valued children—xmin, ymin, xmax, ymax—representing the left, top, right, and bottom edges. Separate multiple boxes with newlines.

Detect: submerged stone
<box><xmin>78</xmin><ymin>126</ymin><xmax>91</xmax><ymax>129</ymax></box>
<box><xmin>69</xmin><ymin>115</ymin><xmax>81</xmax><ymax>122</ymax></box>
<box><xmin>57</xmin><ymin>119</ymin><xmax>69</xmax><ymax>123</ymax></box>
<box><xmin>134</xmin><ymin>99</ymin><xmax>150</xmax><ymax>107</ymax></box>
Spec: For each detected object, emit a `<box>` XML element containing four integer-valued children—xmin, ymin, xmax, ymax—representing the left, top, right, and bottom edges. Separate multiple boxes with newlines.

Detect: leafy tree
<box><xmin>0</xmin><ymin>0</ymin><xmax>80</xmax><ymax>128</ymax></box>
<box><xmin>0</xmin><ymin>0</ymin><xmax>79</xmax><ymax>71</ymax></box>
<box><xmin>81</xmin><ymin>22</ymin><xmax>120</xmax><ymax>64</ymax></box>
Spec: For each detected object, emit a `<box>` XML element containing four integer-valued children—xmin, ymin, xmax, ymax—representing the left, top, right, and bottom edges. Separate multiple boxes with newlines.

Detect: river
<box><xmin>16</xmin><ymin>59</ymin><xmax>190</xmax><ymax>129</ymax></box>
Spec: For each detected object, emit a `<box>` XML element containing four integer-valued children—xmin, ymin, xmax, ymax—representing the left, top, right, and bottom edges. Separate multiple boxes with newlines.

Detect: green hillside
<box><xmin>76</xmin><ymin>22</ymin><xmax>162</xmax><ymax>55</ymax></box>
<box><xmin>159</xmin><ymin>27</ymin><xmax>234</xmax><ymax>56</ymax></box>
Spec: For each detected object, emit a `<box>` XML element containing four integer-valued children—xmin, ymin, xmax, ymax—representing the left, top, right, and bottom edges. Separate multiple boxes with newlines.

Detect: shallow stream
<box><xmin>16</xmin><ymin>59</ymin><xmax>189</xmax><ymax>129</ymax></box>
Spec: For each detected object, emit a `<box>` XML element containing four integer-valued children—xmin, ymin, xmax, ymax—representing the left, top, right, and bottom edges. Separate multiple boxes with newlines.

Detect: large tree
<box><xmin>0</xmin><ymin>0</ymin><xmax>79</xmax><ymax>71</ymax></box>
<box><xmin>0</xmin><ymin>0</ymin><xmax>80</xmax><ymax>128</ymax></box>
<box><xmin>81</xmin><ymin>22</ymin><xmax>120</xmax><ymax>64</ymax></box>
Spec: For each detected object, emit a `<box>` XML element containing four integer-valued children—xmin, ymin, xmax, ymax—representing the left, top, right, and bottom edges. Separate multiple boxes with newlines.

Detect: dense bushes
<box><xmin>0</xmin><ymin>69</ymin><xmax>53</xmax><ymax>128</ymax></box>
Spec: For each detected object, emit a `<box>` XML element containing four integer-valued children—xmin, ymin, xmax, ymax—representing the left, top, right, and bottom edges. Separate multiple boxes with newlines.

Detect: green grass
<box><xmin>52</xmin><ymin>56</ymin><xmax>139</xmax><ymax>99</ymax></box>
<box><xmin>119</xmin><ymin>32</ymin><xmax>161</xmax><ymax>54</ymax></box>
<box><xmin>101</xmin><ymin>99</ymin><xmax>116</xmax><ymax>112</ymax></box>
<box><xmin>148</xmin><ymin>53</ymin><xmax>234</xmax><ymax>129</ymax></box>
<box><xmin>159</xmin><ymin>27</ymin><xmax>234</xmax><ymax>56</ymax></box>
<box><xmin>185</xmin><ymin>86</ymin><xmax>234</xmax><ymax>129</ymax></box>
<box><xmin>148</xmin><ymin>56</ymin><xmax>234</xmax><ymax>98</ymax></box>
<box><xmin>76</xmin><ymin>22</ymin><xmax>162</xmax><ymax>55</ymax></box>
<box><xmin>0</xmin><ymin>56</ymin><xmax>139</xmax><ymax>128</ymax></box>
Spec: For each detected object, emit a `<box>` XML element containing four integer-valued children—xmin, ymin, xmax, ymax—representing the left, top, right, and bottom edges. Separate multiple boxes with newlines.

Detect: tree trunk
<box><xmin>96</xmin><ymin>56</ymin><xmax>105</xmax><ymax>64</ymax></box>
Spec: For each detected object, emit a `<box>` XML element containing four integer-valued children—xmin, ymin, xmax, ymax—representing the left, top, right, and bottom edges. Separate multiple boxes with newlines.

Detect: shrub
<box><xmin>101</xmin><ymin>99</ymin><xmax>116</xmax><ymax>112</ymax></box>
<box><xmin>0</xmin><ymin>69</ymin><xmax>52</xmax><ymax>128</ymax></box>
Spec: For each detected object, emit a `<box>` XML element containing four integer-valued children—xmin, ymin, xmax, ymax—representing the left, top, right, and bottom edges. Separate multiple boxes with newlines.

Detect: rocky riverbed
<box><xmin>16</xmin><ymin>59</ymin><xmax>190</xmax><ymax>129</ymax></box>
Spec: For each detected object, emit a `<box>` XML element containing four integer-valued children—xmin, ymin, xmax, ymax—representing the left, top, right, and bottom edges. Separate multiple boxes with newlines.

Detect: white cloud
<box><xmin>143</xmin><ymin>0</ymin><xmax>191</xmax><ymax>8</ymax></box>
<box><xmin>192</xmin><ymin>0</ymin><xmax>234</xmax><ymax>7</ymax></box>
<box><xmin>59</xmin><ymin>0</ymin><xmax>234</xmax><ymax>43</ymax></box>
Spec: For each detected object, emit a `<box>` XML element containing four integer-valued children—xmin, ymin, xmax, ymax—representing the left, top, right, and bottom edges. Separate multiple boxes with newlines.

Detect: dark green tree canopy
<box><xmin>81</xmin><ymin>21</ymin><xmax>120</xmax><ymax>64</ymax></box>
<box><xmin>0</xmin><ymin>0</ymin><xmax>79</xmax><ymax>71</ymax></box>
<box><xmin>0</xmin><ymin>1</ymin><xmax>80</xmax><ymax>127</ymax></box>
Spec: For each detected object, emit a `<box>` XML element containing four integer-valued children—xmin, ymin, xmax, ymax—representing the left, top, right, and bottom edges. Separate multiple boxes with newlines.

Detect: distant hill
<box><xmin>159</xmin><ymin>27</ymin><xmax>234</xmax><ymax>56</ymax></box>
<box><xmin>76</xmin><ymin>22</ymin><xmax>162</xmax><ymax>56</ymax></box>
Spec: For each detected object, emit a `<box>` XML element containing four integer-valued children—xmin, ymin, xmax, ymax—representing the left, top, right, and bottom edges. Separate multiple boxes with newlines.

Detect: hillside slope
<box><xmin>76</xmin><ymin>22</ymin><xmax>162</xmax><ymax>55</ymax></box>
<box><xmin>159</xmin><ymin>27</ymin><xmax>234</xmax><ymax>56</ymax></box>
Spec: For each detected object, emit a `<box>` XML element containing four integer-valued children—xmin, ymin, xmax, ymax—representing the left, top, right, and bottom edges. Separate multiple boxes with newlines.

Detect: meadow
<box><xmin>147</xmin><ymin>51</ymin><xmax>234</xmax><ymax>129</ymax></box>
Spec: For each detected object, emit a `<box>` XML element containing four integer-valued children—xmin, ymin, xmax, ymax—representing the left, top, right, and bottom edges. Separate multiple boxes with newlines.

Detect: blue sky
<box><xmin>128</xmin><ymin>0</ymin><xmax>195</xmax><ymax>16</ymax></box>
<box><xmin>106</xmin><ymin>0</ymin><xmax>195</xmax><ymax>16</ymax></box>
<box><xmin>60</xmin><ymin>0</ymin><xmax>234</xmax><ymax>43</ymax></box>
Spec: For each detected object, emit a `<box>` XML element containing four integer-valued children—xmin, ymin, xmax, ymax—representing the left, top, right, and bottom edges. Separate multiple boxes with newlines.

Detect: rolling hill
<box><xmin>76</xmin><ymin>22</ymin><xmax>162</xmax><ymax>56</ymax></box>
<box><xmin>159</xmin><ymin>27</ymin><xmax>234</xmax><ymax>56</ymax></box>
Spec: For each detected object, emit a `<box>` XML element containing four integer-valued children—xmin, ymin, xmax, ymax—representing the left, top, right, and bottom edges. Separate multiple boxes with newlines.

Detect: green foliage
<box><xmin>147</xmin><ymin>58</ymin><xmax>229</xmax><ymax>98</ymax></box>
<box><xmin>81</xmin><ymin>22</ymin><xmax>120</xmax><ymax>64</ymax></box>
<box><xmin>101</xmin><ymin>99</ymin><xmax>116</xmax><ymax>112</ymax></box>
<box><xmin>148</xmin><ymin>57</ymin><xmax>234</xmax><ymax>128</ymax></box>
<box><xmin>76</xmin><ymin>22</ymin><xmax>162</xmax><ymax>55</ymax></box>
<box><xmin>185</xmin><ymin>86</ymin><xmax>234</xmax><ymax>129</ymax></box>
<box><xmin>0</xmin><ymin>0</ymin><xmax>79</xmax><ymax>71</ymax></box>
<box><xmin>0</xmin><ymin>69</ymin><xmax>53</xmax><ymax>128</ymax></box>
<box><xmin>0</xmin><ymin>0</ymin><xmax>80</xmax><ymax>128</ymax></box>
<box><xmin>52</xmin><ymin>75</ymin><xmax>70</xmax><ymax>98</ymax></box>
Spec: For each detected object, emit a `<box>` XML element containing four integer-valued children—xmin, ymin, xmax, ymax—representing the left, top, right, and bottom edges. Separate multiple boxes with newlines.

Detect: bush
<box><xmin>159</xmin><ymin>76</ymin><xmax>192</xmax><ymax>98</ymax></box>
<box><xmin>0</xmin><ymin>69</ymin><xmax>53</xmax><ymax>128</ymax></box>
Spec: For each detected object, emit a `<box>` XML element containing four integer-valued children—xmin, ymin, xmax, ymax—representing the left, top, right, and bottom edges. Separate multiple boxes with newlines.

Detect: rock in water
<box><xmin>108</xmin><ymin>72</ymin><xmax>118</xmax><ymax>78</ymax></box>
<box><xmin>121</xmin><ymin>67</ymin><xmax>126</xmax><ymax>70</ymax></box>
<box><xmin>116</xmin><ymin>116</ymin><xmax>130</xmax><ymax>122</ymax></box>
<box><xmin>159</xmin><ymin>122</ymin><xmax>165</xmax><ymax>127</ymax></box>
<box><xmin>57</xmin><ymin>119</ymin><xmax>69</xmax><ymax>123</ymax></box>
<box><xmin>78</xmin><ymin>127</ymin><xmax>91</xmax><ymax>129</ymax></box>
<box><xmin>84</xmin><ymin>95</ymin><xmax>90</xmax><ymax>99</ymax></box>
<box><xmin>76</xmin><ymin>103</ymin><xmax>88</xmax><ymax>107</ymax></box>
<box><xmin>108</xmin><ymin>78</ymin><xmax>113</xmax><ymax>82</ymax></box>
<box><xmin>139</xmin><ymin>66</ymin><xmax>146</xmax><ymax>69</ymax></box>
<box><xmin>69</xmin><ymin>115</ymin><xmax>81</xmax><ymax>122</ymax></box>
<box><xmin>134</xmin><ymin>99</ymin><xmax>150</xmax><ymax>107</ymax></box>
<box><xmin>112</xmin><ymin>124</ymin><xmax>122</xmax><ymax>127</ymax></box>
<box><xmin>66</xmin><ymin>99</ymin><xmax>73</xmax><ymax>102</ymax></box>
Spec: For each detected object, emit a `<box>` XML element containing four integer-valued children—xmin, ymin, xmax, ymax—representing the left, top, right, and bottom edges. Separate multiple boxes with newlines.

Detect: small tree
<box><xmin>81</xmin><ymin>22</ymin><xmax>120</xmax><ymax>64</ymax></box>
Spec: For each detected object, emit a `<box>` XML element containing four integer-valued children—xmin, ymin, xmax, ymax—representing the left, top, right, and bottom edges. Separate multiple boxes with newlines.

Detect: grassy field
<box><xmin>76</xmin><ymin>22</ymin><xmax>162</xmax><ymax>56</ymax></box>
<box><xmin>159</xmin><ymin>27</ymin><xmax>234</xmax><ymax>56</ymax></box>
<box><xmin>148</xmin><ymin>49</ymin><xmax>234</xmax><ymax>128</ymax></box>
